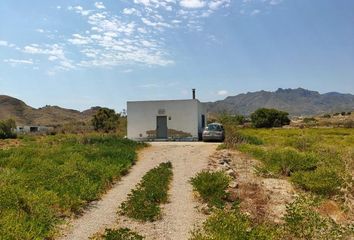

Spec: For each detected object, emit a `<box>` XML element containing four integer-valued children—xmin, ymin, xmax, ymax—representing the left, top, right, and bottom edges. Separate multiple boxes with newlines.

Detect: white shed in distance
<box><xmin>127</xmin><ymin>90</ymin><xmax>207</xmax><ymax>141</ymax></box>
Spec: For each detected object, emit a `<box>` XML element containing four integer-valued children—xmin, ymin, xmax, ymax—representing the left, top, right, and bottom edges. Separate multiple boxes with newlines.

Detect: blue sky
<box><xmin>0</xmin><ymin>0</ymin><xmax>353</xmax><ymax>111</ymax></box>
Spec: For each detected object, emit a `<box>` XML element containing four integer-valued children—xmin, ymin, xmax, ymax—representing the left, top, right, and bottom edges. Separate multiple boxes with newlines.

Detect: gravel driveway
<box><xmin>58</xmin><ymin>142</ymin><xmax>218</xmax><ymax>240</ymax></box>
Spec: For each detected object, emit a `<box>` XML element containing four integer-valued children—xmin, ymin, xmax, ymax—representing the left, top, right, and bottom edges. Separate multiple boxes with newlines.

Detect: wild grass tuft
<box><xmin>291</xmin><ymin>168</ymin><xmax>343</xmax><ymax>196</ymax></box>
<box><xmin>281</xmin><ymin>194</ymin><xmax>353</xmax><ymax>239</ymax></box>
<box><xmin>224</xmin><ymin>126</ymin><xmax>263</xmax><ymax>148</ymax></box>
<box><xmin>120</xmin><ymin>162</ymin><xmax>173</xmax><ymax>221</ymax></box>
<box><xmin>101</xmin><ymin>228</ymin><xmax>144</xmax><ymax>240</ymax></box>
<box><xmin>190</xmin><ymin>208</ymin><xmax>277</xmax><ymax>240</ymax></box>
<box><xmin>0</xmin><ymin>134</ymin><xmax>144</xmax><ymax>239</ymax></box>
<box><xmin>190</xmin><ymin>171</ymin><xmax>230</xmax><ymax>208</ymax></box>
<box><xmin>232</xmin><ymin>128</ymin><xmax>352</xmax><ymax>197</ymax></box>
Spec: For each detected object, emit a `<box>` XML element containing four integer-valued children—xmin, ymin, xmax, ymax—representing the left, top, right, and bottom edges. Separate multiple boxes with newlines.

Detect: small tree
<box><xmin>0</xmin><ymin>119</ymin><xmax>17</xmax><ymax>139</ymax></box>
<box><xmin>92</xmin><ymin>108</ymin><xmax>120</xmax><ymax>132</ymax></box>
<box><xmin>218</xmin><ymin>112</ymin><xmax>245</xmax><ymax>126</ymax></box>
<box><xmin>251</xmin><ymin>108</ymin><xmax>290</xmax><ymax>128</ymax></box>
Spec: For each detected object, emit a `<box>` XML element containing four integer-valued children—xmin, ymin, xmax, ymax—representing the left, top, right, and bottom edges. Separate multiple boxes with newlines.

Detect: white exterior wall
<box><xmin>197</xmin><ymin>101</ymin><xmax>207</xmax><ymax>133</ymax></box>
<box><xmin>127</xmin><ymin>99</ymin><xmax>205</xmax><ymax>140</ymax></box>
<box><xmin>16</xmin><ymin>126</ymin><xmax>54</xmax><ymax>133</ymax></box>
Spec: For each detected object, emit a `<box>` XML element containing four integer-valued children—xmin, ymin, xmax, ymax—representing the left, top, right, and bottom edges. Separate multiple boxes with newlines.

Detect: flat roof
<box><xmin>127</xmin><ymin>99</ymin><xmax>202</xmax><ymax>103</ymax></box>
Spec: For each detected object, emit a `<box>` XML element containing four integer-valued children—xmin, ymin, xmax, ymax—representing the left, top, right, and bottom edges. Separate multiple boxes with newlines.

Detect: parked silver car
<box><xmin>202</xmin><ymin>123</ymin><xmax>225</xmax><ymax>142</ymax></box>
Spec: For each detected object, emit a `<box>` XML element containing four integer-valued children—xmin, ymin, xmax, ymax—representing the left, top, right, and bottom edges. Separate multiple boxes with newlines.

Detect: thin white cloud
<box><xmin>134</xmin><ymin>0</ymin><xmax>151</xmax><ymax>6</ymax></box>
<box><xmin>23</xmin><ymin>44</ymin><xmax>75</xmax><ymax>70</ymax></box>
<box><xmin>141</xmin><ymin>17</ymin><xmax>171</xmax><ymax>28</ymax></box>
<box><xmin>217</xmin><ymin>90</ymin><xmax>228</xmax><ymax>96</ymax></box>
<box><xmin>94</xmin><ymin>2</ymin><xmax>106</xmax><ymax>9</ymax></box>
<box><xmin>180</xmin><ymin>0</ymin><xmax>206</xmax><ymax>9</ymax></box>
<box><xmin>139</xmin><ymin>81</ymin><xmax>179</xmax><ymax>88</ymax></box>
<box><xmin>48</xmin><ymin>56</ymin><xmax>58</xmax><ymax>61</ymax></box>
<box><xmin>209</xmin><ymin>0</ymin><xmax>230</xmax><ymax>10</ymax></box>
<box><xmin>2</xmin><ymin>0</ymin><xmax>282</xmax><ymax>73</ymax></box>
<box><xmin>241</xmin><ymin>0</ymin><xmax>284</xmax><ymax>16</ymax></box>
<box><xmin>0</xmin><ymin>40</ymin><xmax>8</xmax><ymax>46</ymax></box>
<box><xmin>269</xmin><ymin>0</ymin><xmax>283</xmax><ymax>5</ymax></box>
<box><xmin>68</xmin><ymin>6</ymin><xmax>91</xmax><ymax>16</ymax></box>
<box><xmin>139</xmin><ymin>83</ymin><xmax>161</xmax><ymax>88</ymax></box>
<box><xmin>65</xmin><ymin>7</ymin><xmax>174</xmax><ymax>67</ymax></box>
<box><xmin>123</xmin><ymin>8</ymin><xmax>139</xmax><ymax>15</ymax></box>
<box><xmin>68</xmin><ymin>34</ymin><xmax>91</xmax><ymax>45</ymax></box>
<box><xmin>250</xmin><ymin>9</ymin><xmax>261</xmax><ymax>15</ymax></box>
<box><xmin>0</xmin><ymin>40</ymin><xmax>15</xmax><ymax>48</ymax></box>
<box><xmin>4</xmin><ymin>59</ymin><xmax>34</xmax><ymax>66</ymax></box>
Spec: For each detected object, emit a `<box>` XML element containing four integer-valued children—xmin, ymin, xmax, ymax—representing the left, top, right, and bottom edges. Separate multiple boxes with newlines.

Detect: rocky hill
<box><xmin>206</xmin><ymin>88</ymin><xmax>354</xmax><ymax>116</ymax></box>
<box><xmin>0</xmin><ymin>95</ymin><xmax>99</xmax><ymax>126</ymax></box>
<box><xmin>1</xmin><ymin>88</ymin><xmax>354</xmax><ymax>125</ymax></box>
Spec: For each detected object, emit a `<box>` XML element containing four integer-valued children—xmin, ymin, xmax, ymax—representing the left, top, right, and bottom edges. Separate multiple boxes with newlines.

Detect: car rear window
<box><xmin>207</xmin><ymin>124</ymin><xmax>222</xmax><ymax>131</ymax></box>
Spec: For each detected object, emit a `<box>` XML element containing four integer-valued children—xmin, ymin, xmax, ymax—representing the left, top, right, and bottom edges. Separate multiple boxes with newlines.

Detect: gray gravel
<box><xmin>58</xmin><ymin>142</ymin><xmax>218</xmax><ymax>240</ymax></box>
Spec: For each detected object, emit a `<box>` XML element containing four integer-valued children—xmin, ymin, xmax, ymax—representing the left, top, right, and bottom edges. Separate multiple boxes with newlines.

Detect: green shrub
<box><xmin>102</xmin><ymin>228</ymin><xmax>144</xmax><ymax>240</ymax></box>
<box><xmin>303</xmin><ymin>117</ymin><xmax>317</xmax><ymax>123</ymax></box>
<box><xmin>191</xmin><ymin>209</ymin><xmax>277</xmax><ymax>240</ymax></box>
<box><xmin>92</xmin><ymin>108</ymin><xmax>120</xmax><ymax>132</ymax></box>
<box><xmin>218</xmin><ymin>113</ymin><xmax>245</xmax><ymax>126</ymax></box>
<box><xmin>120</xmin><ymin>162</ymin><xmax>173</xmax><ymax>221</ymax></box>
<box><xmin>0</xmin><ymin>135</ymin><xmax>144</xmax><ymax>239</ymax></box>
<box><xmin>265</xmin><ymin>148</ymin><xmax>318</xmax><ymax>176</ymax></box>
<box><xmin>190</xmin><ymin>171</ymin><xmax>230</xmax><ymax>208</ymax></box>
<box><xmin>224</xmin><ymin>127</ymin><xmax>263</xmax><ymax>148</ymax></box>
<box><xmin>238</xmin><ymin>144</ymin><xmax>267</xmax><ymax>160</ymax></box>
<box><xmin>343</xmin><ymin>120</ymin><xmax>354</xmax><ymax>128</ymax></box>
<box><xmin>250</xmin><ymin>108</ymin><xmax>290</xmax><ymax>128</ymax></box>
<box><xmin>0</xmin><ymin>119</ymin><xmax>16</xmax><ymax>139</ymax></box>
<box><xmin>240</xmin><ymin>146</ymin><xmax>318</xmax><ymax>177</ymax></box>
<box><xmin>282</xmin><ymin>195</ymin><xmax>353</xmax><ymax>239</ymax></box>
<box><xmin>285</xmin><ymin>135</ymin><xmax>317</xmax><ymax>151</ymax></box>
<box><xmin>291</xmin><ymin>168</ymin><xmax>343</xmax><ymax>195</ymax></box>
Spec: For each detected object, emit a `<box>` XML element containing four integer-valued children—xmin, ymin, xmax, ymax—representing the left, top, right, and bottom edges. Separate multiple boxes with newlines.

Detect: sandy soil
<box><xmin>0</xmin><ymin>139</ymin><xmax>20</xmax><ymax>150</ymax></box>
<box><xmin>209</xmin><ymin>149</ymin><xmax>296</xmax><ymax>223</ymax></box>
<box><xmin>58</xmin><ymin>142</ymin><xmax>218</xmax><ymax>240</ymax></box>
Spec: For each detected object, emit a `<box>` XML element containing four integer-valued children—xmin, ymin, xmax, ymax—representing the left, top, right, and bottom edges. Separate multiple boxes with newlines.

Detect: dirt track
<box><xmin>58</xmin><ymin>142</ymin><xmax>218</xmax><ymax>240</ymax></box>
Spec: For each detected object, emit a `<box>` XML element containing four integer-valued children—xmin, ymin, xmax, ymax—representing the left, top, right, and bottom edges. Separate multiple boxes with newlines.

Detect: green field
<box><xmin>120</xmin><ymin>162</ymin><xmax>173</xmax><ymax>221</ymax></box>
<box><xmin>225</xmin><ymin>127</ymin><xmax>353</xmax><ymax>197</ymax></box>
<box><xmin>0</xmin><ymin>134</ymin><xmax>145</xmax><ymax>239</ymax></box>
<box><xmin>193</xmin><ymin>127</ymin><xmax>354</xmax><ymax>239</ymax></box>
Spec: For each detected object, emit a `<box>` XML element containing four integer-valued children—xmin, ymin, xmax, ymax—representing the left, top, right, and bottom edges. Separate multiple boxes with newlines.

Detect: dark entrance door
<box><xmin>156</xmin><ymin>116</ymin><xmax>168</xmax><ymax>139</ymax></box>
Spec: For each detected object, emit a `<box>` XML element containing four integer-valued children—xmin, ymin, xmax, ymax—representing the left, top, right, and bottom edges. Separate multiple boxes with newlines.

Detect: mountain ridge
<box><xmin>0</xmin><ymin>95</ymin><xmax>99</xmax><ymax>125</ymax></box>
<box><xmin>206</xmin><ymin>88</ymin><xmax>354</xmax><ymax>116</ymax></box>
<box><xmin>1</xmin><ymin>88</ymin><xmax>354</xmax><ymax>125</ymax></box>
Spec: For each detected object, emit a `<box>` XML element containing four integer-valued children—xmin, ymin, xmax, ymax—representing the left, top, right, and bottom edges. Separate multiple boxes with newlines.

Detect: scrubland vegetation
<box><xmin>192</xmin><ymin>109</ymin><xmax>354</xmax><ymax>239</ymax></box>
<box><xmin>99</xmin><ymin>228</ymin><xmax>144</xmax><ymax>240</ymax></box>
<box><xmin>0</xmin><ymin>119</ymin><xmax>16</xmax><ymax>139</ymax></box>
<box><xmin>191</xmin><ymin>169</ymin><xmax>353</xmax><ymax>240</ymax></box>
<box><xmin>229</xmin><ymin>127</ymin><xmax>353</xmax><ymax>198</ymax></box>
<box><xmin>250</xmin><ymin>108</ymin><xmax>291</xmax><ymax>128</ymax></box>
<box><xmin>190</xmin><ymin>171</ymin><xmax>230</xmax><ymax>208</ymax></box>
<box><xmin>0</xmin><ymin>134</ymin><xmax>144</xmax><ymax>239</ymax></box>
<box><xmin>190</xmin><ymin>171</ymin><xmax>278</xmax><ymax>240</ymax></box>
<box><xmin>120</xmin><ymin>162</ymin><xmax>173</xmax><ymax>221</ymax></box>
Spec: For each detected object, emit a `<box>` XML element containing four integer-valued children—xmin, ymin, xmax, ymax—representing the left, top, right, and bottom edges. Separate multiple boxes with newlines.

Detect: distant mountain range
<box><xmin>1</xmin><ymin>88</ymin><xmax>354</xmax><ymax>125</ymax></box>
<box><xmin>0</xmin><ymin>95</ymin><xmax>99</xmax><ymax>126</ymax></box>
<box><xmin>206</xmin><ymin>88</ymin><xmax>354</xmax><ymax>116</ymax></box>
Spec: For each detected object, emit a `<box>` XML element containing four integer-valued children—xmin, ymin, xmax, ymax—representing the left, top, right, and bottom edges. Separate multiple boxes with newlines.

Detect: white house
<box><xmin>127</xmin><ymin>90</ymin><xmax>207</xmax><ymax>141</ymax></box>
